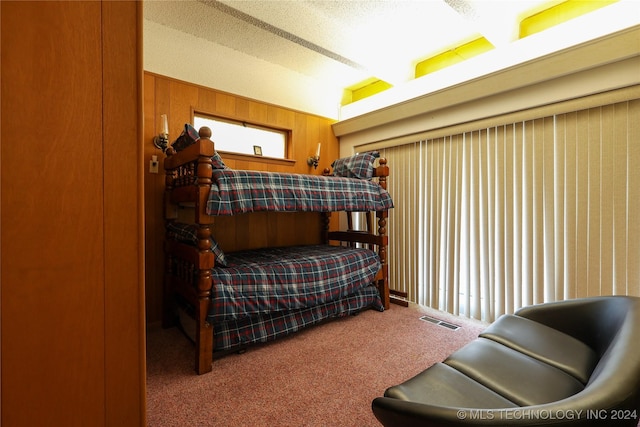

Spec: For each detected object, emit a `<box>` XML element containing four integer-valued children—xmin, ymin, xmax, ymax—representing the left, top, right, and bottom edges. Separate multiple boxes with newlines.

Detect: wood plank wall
<box><xmin>1</xmin><ymin>1</ymin><xmax>145</xmax><ymax>425</ymax></box>
<box><xmin>144</xmin><ymin>72</ymin><xmax>340</xmax><ymax>324</ymax></box>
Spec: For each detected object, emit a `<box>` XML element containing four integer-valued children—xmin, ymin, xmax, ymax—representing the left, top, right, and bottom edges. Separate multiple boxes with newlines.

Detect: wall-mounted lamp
<box><xmin>153</xmin><ymin>114</ymin><xmax>169</xmax><ymax>151</ymax></box>
<box><xmin>307</xmin><ymin>142</ymin><xmax>321</xmax><ymax>169</ymax></box>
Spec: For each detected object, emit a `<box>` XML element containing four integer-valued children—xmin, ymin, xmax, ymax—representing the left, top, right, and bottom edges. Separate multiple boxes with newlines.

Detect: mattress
<box><xmin>178</xmin><ymin>285</ymin><xmax>383</xmax><ymax>351</ymax></box>
<box><xmin>209</xmin><ymin>244</ymin><xmax>382</xmax><ymax>322</ymax></box>
<box><xmin>205</xmin><ymin>169</ymin><xmax>393</xmax><ymax>215</ymax></box>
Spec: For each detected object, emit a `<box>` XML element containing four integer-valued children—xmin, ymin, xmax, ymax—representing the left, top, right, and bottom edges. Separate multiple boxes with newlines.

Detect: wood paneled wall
<box><xmin>144</xmin><ymin>72</ymin><xmax>340</xmax><ymax>324</ymax></box>
<box><xmin>1</xmin><ymin>1</ymin><xmax>145</xmax><ymax>425</ymax></box>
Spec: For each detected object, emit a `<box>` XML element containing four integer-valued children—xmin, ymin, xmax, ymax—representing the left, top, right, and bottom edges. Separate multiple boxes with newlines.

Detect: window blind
<box><xmin>379</xmin><ymin>95</ymin><xmax>639</xmax><ymax>322</ymax></box>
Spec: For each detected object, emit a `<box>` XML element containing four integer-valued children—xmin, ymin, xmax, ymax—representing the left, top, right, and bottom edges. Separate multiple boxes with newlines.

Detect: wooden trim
<box><xmin>102</xmin><ymin>0</ymin><xmax>145</xmax><ymax>424</ymax></box>
<box><xmin>218</xmin><ymin>151</ymin><xmax>297</xmax><ymax>167</ymax></box>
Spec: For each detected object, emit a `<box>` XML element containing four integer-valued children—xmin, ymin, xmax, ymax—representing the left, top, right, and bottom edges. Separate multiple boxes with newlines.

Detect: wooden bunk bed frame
<box><xmin>162</xmin><ymin>127</ymin><xmax>391</xmax><ymax>374</ymax></box>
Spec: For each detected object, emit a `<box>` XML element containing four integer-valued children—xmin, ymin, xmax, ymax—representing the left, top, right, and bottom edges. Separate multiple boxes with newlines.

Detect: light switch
<box><xmin>150</xmin><ymin>155</ymin><xmax>159</xmax><ymax>174</ymax></box>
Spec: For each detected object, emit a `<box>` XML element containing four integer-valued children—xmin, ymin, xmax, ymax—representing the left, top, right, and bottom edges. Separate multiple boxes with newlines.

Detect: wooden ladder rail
<box><xmin>163</xmin><ymin>127</ymin><xmax>217</xmax><ymax>374</ymax></box>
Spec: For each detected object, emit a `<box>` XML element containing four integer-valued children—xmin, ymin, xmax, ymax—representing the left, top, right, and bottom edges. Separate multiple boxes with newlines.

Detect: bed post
<box><xmin>162</xmin><ymin>161</ymin><xmax>178</xmax><ymax>328</ymax></box>
<box><xmin>194</xmin><ymin>224</ymin><xmax>214</xmax><ymax>374</ymax></box>
<box><xmin>194</xmin><ymin>127</ymin><xmax>215</xmax><ymax>374</ymax></box>
<box><xmin>321</xmin><ymin>167</ymin><xmax>331</xmax><ymax>243</ymax></box>
<box><xmin>376</xmin><ymin>158</ymin><xmax>390</xmax><ymax>309</ymax></box>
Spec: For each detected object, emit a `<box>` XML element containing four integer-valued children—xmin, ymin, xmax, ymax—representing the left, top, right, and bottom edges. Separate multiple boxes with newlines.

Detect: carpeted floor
<box><xmin>146</xmin><ymin>304</ymin><xmax>487</xmax><ymax>426</ymax></box>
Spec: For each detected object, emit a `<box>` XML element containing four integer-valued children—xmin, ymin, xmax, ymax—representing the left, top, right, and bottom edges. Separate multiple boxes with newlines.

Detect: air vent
<box><xmin>419</xmin><ymin>315</ymin><xmax>460</xmax><ymax>331</ymax></box>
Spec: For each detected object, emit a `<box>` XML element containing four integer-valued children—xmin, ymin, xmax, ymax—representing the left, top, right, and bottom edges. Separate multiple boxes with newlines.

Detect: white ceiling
<box><xmin>143</xmin><ymin>0</ymin><xmax>640</xmax><ymax>119</ymax></box>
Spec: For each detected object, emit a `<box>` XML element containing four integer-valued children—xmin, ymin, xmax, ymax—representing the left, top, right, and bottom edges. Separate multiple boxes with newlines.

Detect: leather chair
<box><xmin>372</xmin><ymin>296</ymin><xmax>640</xmax><ymax>427</ymax></box>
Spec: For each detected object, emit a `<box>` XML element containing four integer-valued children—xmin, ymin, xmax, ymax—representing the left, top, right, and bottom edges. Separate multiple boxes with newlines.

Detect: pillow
<box><xmin>331</xmin><ymin>151</ymin><xmax>380</xmax><ymax>180</ymax></box>
<box><xmin>211</xmin><ymin>152</ymin><xmax>229</xmax><ymax>170</ymax></box>
<box><xmin>166</xmin><ymin>222</ymin><xmax>228</xmax><ymax>267</ymax></box>
<box><xmin>170</xmin><ymin>124</ymin><xmax>200</xmax><ymax>152</ymax></box>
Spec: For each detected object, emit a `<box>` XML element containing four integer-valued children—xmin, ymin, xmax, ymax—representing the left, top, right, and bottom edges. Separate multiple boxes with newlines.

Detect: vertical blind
<box><xmin>381</xmin><ymin>98</ymin><xmax>640</xmax><ymax>322</ymax></box>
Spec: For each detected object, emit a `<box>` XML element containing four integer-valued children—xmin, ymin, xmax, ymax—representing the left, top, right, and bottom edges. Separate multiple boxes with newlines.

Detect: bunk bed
<box><xmin>162</xmin><ymin>126</ymin><xmax>393</xmax><ymax>374</ymax></box>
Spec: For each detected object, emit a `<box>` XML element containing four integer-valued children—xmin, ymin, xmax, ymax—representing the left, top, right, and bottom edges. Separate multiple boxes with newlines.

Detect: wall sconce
<box><xmin>153</xmin><ymin>114</ymin><xmax>169</xmax><ymax>151</ymax></box>
<box><xmin>307</xmin><ymin>142</ymin><xmax>321</xmax><ymax>169</ymax></box>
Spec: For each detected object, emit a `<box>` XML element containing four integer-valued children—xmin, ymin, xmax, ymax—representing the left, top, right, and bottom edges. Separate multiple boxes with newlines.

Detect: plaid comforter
<box><xmin>208</xmin><ymin>245</ymin><xmax>381</xmax><ymax>322</ymax></box>
<box><xmin>205</xmin><ymin>170</ymin><xmax>393</xmax><ymax>216</ymax></box>
<box><xmin>213</xmin><ymin>285</ymin><xmax>383</xmax><ymax>350</ymax></box>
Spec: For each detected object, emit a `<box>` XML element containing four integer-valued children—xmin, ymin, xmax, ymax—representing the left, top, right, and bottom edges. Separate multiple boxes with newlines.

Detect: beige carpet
<box><xmin>146</xmin><ymin>304</ymin><xmax>487</xmax><ymax>426</ymax></box>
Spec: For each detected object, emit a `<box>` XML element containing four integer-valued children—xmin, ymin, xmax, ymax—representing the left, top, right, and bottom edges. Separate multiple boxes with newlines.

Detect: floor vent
<box><xmin>419</xmin><ymin>315</ymin><xmax>461</xmax><ymax>331</ymax></box>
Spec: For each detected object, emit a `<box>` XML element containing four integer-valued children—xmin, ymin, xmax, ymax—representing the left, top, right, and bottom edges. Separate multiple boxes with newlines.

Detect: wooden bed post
<box><xmin>162</xmin><ymin>161</ymin><xmax>178</xmax><ymax>328</ymax></box>
<box><xmin>194</xmin><ymin>224</ymin><xmax>214</xmax><ymax>374</ymax></box>
<box><xmin>194</xmin><ymin>127</ymin><xmax>215</xmax><ymax>374</ymax></box>
<box><xmin>377</xmin><ymin>211</ymin><xmax>390</xmax><ymax>309</ymax></box>
<box><xmin>321</xmin><ymin>212</ymin><xmax>331</xmax><ymax>243</ymax></box>
<box><xmin>377</xmin><ymin>158</ymin><xmax>390</xmax><ymax>309</ymax></box>
<box><xmin>321</xmin><ymin>167</ymin><xmax>332</xmax><ymax>243</ymax></box>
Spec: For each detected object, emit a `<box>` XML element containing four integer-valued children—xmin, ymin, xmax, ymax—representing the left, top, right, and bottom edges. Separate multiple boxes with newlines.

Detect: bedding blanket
<box><xmin>208</xmin><ymin>245</ymin><xmax>382</xmax><ymax>322</ymax></box>
<box><xmin>206</xmin><ymin>169</ymin><xmax>393</xmax><ymax>215</ymax></box>
<box><xmin>213</xmin><ymin>285</ymin><xmax>382</xmax><ymax>350</ymax></box>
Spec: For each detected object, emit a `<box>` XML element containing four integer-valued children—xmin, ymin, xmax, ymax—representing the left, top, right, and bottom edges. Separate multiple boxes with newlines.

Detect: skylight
<box><xmin>340</xmin><ymin>0</ymin><xmax>639</xmax><ymax>118</ymax></box>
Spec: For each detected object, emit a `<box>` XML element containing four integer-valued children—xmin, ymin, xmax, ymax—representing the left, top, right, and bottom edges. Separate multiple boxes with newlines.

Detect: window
<box><xmin>193</xmin><ymin>113</ymin><xmax>287</xmax><ymax>158</ymax></box>
<box><xmin>380</xmin><ymin>96</ymin><xmax>640</xmax><ymax>324</ymax></box>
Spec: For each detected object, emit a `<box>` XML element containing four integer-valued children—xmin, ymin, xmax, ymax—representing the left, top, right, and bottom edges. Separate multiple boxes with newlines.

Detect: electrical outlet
<box><xmin>149</xmin><ymin>155</ymin><xmax>159</xmax><ymax>174</ymax></box>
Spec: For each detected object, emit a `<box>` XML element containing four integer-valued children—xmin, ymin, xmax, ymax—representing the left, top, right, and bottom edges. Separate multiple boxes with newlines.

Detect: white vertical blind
<box><xmin>381</xmin><ymin>97</ymin><xmax>640</xmax><ymax>322</ymax></box>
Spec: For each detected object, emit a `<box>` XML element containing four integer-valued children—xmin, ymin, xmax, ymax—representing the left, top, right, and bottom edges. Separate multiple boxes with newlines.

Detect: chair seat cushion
<box><xmin>480</xmin><ymin>314</ymin><xmax>598</xmax><ymax>383</ymax></box>
<box><xmin>384</xmin><ymin>363</ymin><xmax>518</xmax><ymax>409</ymax></box>
<box><xmin>444</xmin><ymin>338</ymin><xmax>585</xmax><ymax>406</ymax></box>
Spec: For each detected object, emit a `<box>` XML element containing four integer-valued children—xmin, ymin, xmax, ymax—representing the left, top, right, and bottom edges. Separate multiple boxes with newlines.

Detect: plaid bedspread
<box><xmin>208</xmin><ymin>245</ymin><xmax>381</xmax><ymax>322</ymax></box>
<box><xmin>213</xmin><ymin>285</ymin><xmax>383</xmax><ymax>351</ymax></box>
<box><xmin>205</xmin><ymin>169</ymin><xmax>393</xmax><ymax>215</ymax></box>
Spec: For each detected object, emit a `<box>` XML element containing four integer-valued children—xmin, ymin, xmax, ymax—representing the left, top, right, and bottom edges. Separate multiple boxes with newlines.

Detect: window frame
<box><xmin>192</xmin><ymin>110</ymin><xmax>293</xmax><ymax>162</ymax></box>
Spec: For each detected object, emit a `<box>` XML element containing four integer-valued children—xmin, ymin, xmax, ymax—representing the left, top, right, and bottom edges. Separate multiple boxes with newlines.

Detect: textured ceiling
<box><xmin>143</xmin><ymin>0</ymin><xmax>638</xmax><ymax>119</ymax></box>
<box><xmin>144</xmin><ymin>0</ymin><xmax>558</xmax><ymax>85</ymax></box>
<box><xmin>144</xmin><ymin>0</ymin><xmax>478</xmax><ymax>87</ymax></box>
